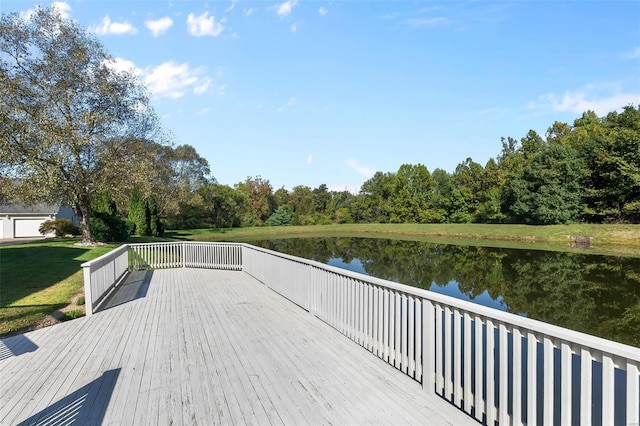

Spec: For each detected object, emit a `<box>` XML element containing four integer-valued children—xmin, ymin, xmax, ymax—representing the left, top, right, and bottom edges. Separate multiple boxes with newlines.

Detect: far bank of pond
<box><xmin>179</xmin><ymin>223</ymin><xmax>640</xmax><ymax>258</ymax></box>
<box><xmin>249</xmin><ymin>237</ymin><xmax>640</xmax><ymax>347</ymax></box>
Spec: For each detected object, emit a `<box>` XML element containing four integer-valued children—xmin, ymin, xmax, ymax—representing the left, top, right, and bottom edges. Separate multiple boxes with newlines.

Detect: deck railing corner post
<box><xmin>83</xmin><ymin>264</ymin><xmax>93</xmax><ymax>316</ymax></box>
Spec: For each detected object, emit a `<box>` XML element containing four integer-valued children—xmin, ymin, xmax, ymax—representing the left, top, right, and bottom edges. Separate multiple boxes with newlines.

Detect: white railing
<box><xmin>81</xmin><ymin>242</ymin><xmax>242</xmax><ymax>316</ymax></box>
<box><xmin>127</xmin><ymin>242</ymin><xmax>242</xmax><ymax>270</ymax></box>
<box><xmin>82</xmin><ymin>242</ymin><xmax>640</xmax><ymax>425</ymax></box>
<box><xmin>241</xmin><ymin>244</ymin><xmax>640</xmax><ymax>426</ymax></box>
<box><xmin>81</xmin><ymin>245</ymin><xmax>129</xmax><ymax>316</ymax></box>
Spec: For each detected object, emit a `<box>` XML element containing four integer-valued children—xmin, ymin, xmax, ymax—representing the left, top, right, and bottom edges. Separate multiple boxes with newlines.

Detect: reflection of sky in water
<box><xmin>327</xmin><ymin>257</ymin><xmax>507</xmax><ymax>312</ymax></box>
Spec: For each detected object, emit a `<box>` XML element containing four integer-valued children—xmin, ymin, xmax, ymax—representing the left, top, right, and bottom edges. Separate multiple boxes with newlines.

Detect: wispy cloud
<box><xmin>187</xmin><ymin>12</ymin><xmax>224</xmax><ymax>37</ymax></box>
<box><xmin>290</xmin><ymin>22</ymin><xmax>301</xmax><ymax>32</ymax></box>
<box><xmin>621</xmin><ymin>47</ymin><xmax>640</xmax><ymax>59</ymax></box>
<box><xmin>90</xmin><ymin>15</ymin><xmax>138</xmax><ymax>35</ymax></box>
<box><xmin>307</xmin><ymin>154</ymin><xmax>313</xmax><ymax>165</ymax></box>
<box><xmin>347</xmin><ymin>159</ymin><xmax>376</xmax><ymax>178</ymax></box>
<box><xmin>528</xmin><ymin>83</ymin><xmax>640</xmax><ymax>116</ymax></box>
<box><xmin>318</xmin><ymin>7</ymin><xmax>328</xmax><ymax>17</ymax></box>
<box><xmin>225</xmin><ymin>0</ymin><xmax>237</xmax><ymax>13</ymax></box>
<box><xmin>244</xmin><ymin>8</ymin><xmax>255</xmax><ymax>16</ymax></box>
<box><xmin>287</xmin><ymin>97</ymin><xmax>297</xmax><ymax>106</ymax></box>
<box><xmin>145</xmin><ymin>17</ymin><xmax>173</xmax><ymax>37</ymax></box>
<box><xmin>407</xmin><ymin>17</ymin><xmax>451</xmax><ymax>27</ymax></box>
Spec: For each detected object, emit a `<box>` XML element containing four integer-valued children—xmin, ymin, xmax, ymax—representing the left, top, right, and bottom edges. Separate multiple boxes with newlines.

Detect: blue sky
<box><xmin>3</xmin><ymin>1</ymin><xmax>640</xmax><ymax>192</ymax></box>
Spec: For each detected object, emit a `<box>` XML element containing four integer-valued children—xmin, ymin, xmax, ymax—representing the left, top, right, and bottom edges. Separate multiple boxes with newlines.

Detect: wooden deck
<box><xmin>0</xmin><ymin>269</ymin><xmax>477</xmax><ymax>425</ymax></box>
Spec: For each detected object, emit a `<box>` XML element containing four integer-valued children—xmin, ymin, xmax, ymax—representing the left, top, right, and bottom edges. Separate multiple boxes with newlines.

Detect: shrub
<box><xmin>90</xmin><ymin>212</ymin><xmax>128</xmax><ymax>242</ymax></box>
<box><xmin>39</xmin><ymin>218</ymin><xmax>80</xmax><ymax>237</ymax></box>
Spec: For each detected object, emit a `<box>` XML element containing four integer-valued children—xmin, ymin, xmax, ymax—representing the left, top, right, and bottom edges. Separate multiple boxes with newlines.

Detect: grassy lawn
<box><xmin>0</xmin><ymin>239</ymin><xmax>115</xmax><ymax>337</ymax></box>
<box><xmin>2</xmin><ymin>223</ymin><xmax>639</xmax><ymax>338</ymax></box>
<box><xmin>167</xmin><ymin>223</ymin><xmax>640</xmax><ymax>257</ymax></box>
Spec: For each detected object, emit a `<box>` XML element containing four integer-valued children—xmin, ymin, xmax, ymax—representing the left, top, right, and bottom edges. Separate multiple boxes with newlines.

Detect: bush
<box><xmin>39</xmin><ymin>218</ymin><xmax>80</xmax><ymax>237</ymax></box>
<box><xmin>90</xmin><ymin>212</ymin><xmax>128</xmax><ymax>242</ymax></box>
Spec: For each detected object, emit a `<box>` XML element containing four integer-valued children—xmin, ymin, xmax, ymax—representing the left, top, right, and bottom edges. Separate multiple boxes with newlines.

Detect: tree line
<box><xmin>2</xmin><ymin>8</ymin><xmax>638</xmax><ymax>244</ymax></box>
<box><xmin>170</xmin><ymin>105</ymin><xmax>640</xmax><ymax>228</ymax></box>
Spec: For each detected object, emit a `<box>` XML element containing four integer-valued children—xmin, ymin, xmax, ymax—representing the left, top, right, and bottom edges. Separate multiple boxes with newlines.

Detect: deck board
<box><xmin>1</xmin><ymin>268</ymin><xmax>477</xmax><ymax>425</ymax></box>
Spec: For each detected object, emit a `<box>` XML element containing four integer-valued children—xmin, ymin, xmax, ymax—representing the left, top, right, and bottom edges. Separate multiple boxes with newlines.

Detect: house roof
<box><xmin>0</xmin><ymin>203</ymin><xmax>61</xmax><ymax>214</ymax></box>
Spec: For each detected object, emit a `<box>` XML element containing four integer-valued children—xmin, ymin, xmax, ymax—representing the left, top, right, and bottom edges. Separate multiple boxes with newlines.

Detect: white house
<box><xmin>0</xmin><ymin>204</ymin><xmax>78</xmax><ymax>239</ymax></box>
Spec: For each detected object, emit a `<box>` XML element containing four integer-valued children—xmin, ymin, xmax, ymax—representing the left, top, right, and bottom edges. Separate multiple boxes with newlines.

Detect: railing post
<box><xmin>83</xmin><ymin>264</ymin><xmax>93</xmax><ymax>316</ymax></box>
<box><xmin>422</xmin><ymin>299</ymin><xmax>435</xmax><ymax>394</ymax></box>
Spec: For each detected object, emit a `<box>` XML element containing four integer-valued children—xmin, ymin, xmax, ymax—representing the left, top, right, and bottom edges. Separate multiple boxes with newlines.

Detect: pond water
<box><xmin>252</xmin><ymin>237</ymin><xmax>640</xmax><ymax>347</ymax></box>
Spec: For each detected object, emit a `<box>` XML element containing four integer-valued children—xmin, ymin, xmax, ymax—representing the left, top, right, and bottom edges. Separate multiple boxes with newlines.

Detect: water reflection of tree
<box><xmin>252</xmin><ymin>238</ymin><xmax>640</xmax><ymax>346</ymax></box>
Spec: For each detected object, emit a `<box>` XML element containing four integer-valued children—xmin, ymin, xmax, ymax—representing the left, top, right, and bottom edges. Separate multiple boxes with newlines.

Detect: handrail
<box><xmin>241</xmin><ymin>243</ymin><xmax>640</xmax><ymax>426</ymax></box>
<box><xmin>81</xmin><ymin>241</ymin><xmax>640</xmax><ymax>425</ymax></box>
<box><xmin>80</xmin><ymin>244</ymin><xmax>129</xmax><ymax>315</ymax></box>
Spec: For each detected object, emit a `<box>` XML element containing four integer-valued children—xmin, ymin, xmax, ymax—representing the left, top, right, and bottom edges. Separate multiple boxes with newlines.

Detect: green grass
<box><xmin>2</xmin><ymin>223</ymin><xmax>639</xmax><ymax>337</ymax></box>
<box><xmin>165</xmin><ymin>223</ymin><xmax>640</xmax><ymax>257</ymax></box>
<box><xmin>0</xmin><ymin>239</ymin><xmax>115</xmax><ymax>337</ymax></box>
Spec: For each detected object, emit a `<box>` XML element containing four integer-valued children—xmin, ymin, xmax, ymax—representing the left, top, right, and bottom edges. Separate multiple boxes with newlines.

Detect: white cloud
<box><xmin>307</xmin><ymin>155</ymin><xmax>313</xmax><ymax>165</ymax></box>
<box><xmin>347</xmin><ymin>159</ymin><xmax>376</xmax><ymax>178</ymax></box>
<box><xmin>530</xmin><ymin>83</ymin><xmax>640</xmax><ymax>116</ymax></box>
<box><xmin>106</xmin><ymin>57</ymin><xmax>140</xmax><ymax>76</ymax></box>
<box><xmin>143</xmin><ymin>61</ymin><xmax>214</xmax><ymax>99</ymax></box>
<box><xmin>290</xmin><ymin>22</ymin><xmax>299</xmax><ymax>32</ymax></box>
<box><xmin>275</xmin><ymin>0</ymin><xmax>298</xmax><ymax>18</ymax></box>
<box><xmin>145</xmin><ymin>17</ymin><xmax>173</xmax><ymax>37</ymax></box>
<box><xmin>621</xmin><ymin>47</ymin><xmax>640</xmax><ymax>59</ymax></box>
<box><xmin>90</xmin><ymin>15</ymin><xmax>138</xmax><ymax>35</ymax></box>
<box><xmin>287</xmin><ymin>97</ymin><xmax>297</xmax><ymax>106</ymax></box>
<box><xmin>187</xmin><ymin>12</ymin><xmax>224</xmax><ymax>37</ymax></box>
<box><xmin>407</xmin><ymin>17</ymin><xmax>451</xmax><ymax>27</ymax></box>
<box><xmin>51</xmin><ymin>2</ymin><xmax>71</xmax><ymax>19</ymax></box>
<box><xmin>318</xmin><ymin>7</ymin><xmax>328</xmax><ymax>16</ymax></box>
<box><xmin>22</xmin><ymin>2</ymin><xmax>71</xmax><ymax>20</ymax></box>
<box><xmin>197</xmin><ymin>107</ymin><xmax>211</xmax><ymax>116</ymax></box>
<box><xmin>244</xmin><ymin>8</ymin><xmax>255</xmax><ymax>16</ymax></box>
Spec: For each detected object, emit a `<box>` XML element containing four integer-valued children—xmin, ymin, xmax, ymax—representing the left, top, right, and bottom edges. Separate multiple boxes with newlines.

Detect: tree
<box><xmin>0</xmin><ymin>7</ymin><xmax>166</xmax><ymax>243</ymax></box>
<box><xmin>266</xmin><ymin>205</ymin><xmax>292</xmax><ymax>226</ymax></box>
<box><xmin>235</xmin><ymin>176</ymin><xmax>275</xmax><ymax>226</ymax></box>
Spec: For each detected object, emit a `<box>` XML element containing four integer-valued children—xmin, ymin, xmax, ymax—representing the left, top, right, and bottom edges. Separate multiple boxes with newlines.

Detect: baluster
<box><xmin>560</xmin><ymin>342</ymin><xmax>572</xmax><ymax>425</ymax></box>
<box><xmin>512</xmin><ymin>328</ymin><xmax>523</xmax><ymax>425</ymax></box>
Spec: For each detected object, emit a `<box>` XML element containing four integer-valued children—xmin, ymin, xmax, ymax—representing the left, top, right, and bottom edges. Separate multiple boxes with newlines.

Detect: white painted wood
<box><xmin>543</xmin><ymin>337</ymin><xmax>554</xmax><ymax>426</ymax></box>
<box><xmin>486</xmin><ymin>319</ymin><xmax>496</xmax><ymax>426</ymax></box>
<box><xmin>445</xmin><ymin>306</ymin><xmax>452</xmax><ymax>399</ymax></box>
<box><xmin>463</xmin><ymin>312</ymin><xmax>472</xmax><ymax>414</ymax></box>
<box><xmin>2</xmin><ymin>269</ymin><xmax>478</xmax><ymax>426</ymax></box>
<box><xmin>422</xmin><ymin>300</ymin><xmax>436</xmax><ymax>394</ymax></box>
<box><xmin>436</xmin><ymin>304</ymin><xmax>444</xmax><ymax>395</ymax></box>
<box><xmin>512</xmin><ymin>328</ymin><xmax>523</xmax><ymax>426</ymax></box>
<box><xmin>561</xmin><ymin>342</ymin><xmax>572</xmax><ymax>425</ymax></box>
<box><xmin>499</xmin><ymin>323</ymin><xmax>509</xmax><ymax>424</ymax></box>
<box><xmin>77</xmin><ymin>242</ymin><xmax>640</xmax><ymax>425</ymax></box>
<box><xmin>602</xmin><ymin>355</ymin><xmax>615</xmax><ymax>426</ymax></box>
<box><xmin>454</xmin><ymin>310</ymin><xmax>462</xmax><ymax>407</ymax></box>
<box><xmin>395</xmin><ymin>291</ymin><xmax>401</xmax><ymax>369</ymax></box>
<box><xmin>408</xmin><ymin>295</ymin><xmax>416</xmax><ymax>377</ymax></box>
<box><xmin>580</xmin><ymin>348</ymin><xmax>592</xmax><ymax>426</ymax></box>
<box><xmin>474</xmin><ymin>315</ymin><xmax>484</xmax><ymax>423</ymax></box>
<box><xmin>628</xmin><ymin>362</ymin><xmax>640</xmax><ymax>426</ymax></box>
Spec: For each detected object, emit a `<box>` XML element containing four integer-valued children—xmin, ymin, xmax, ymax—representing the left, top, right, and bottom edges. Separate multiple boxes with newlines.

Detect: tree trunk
<box><xmin>75</xmin><ymin>200</ymin><xmax>94</xmax><ymax>243</ymax></box>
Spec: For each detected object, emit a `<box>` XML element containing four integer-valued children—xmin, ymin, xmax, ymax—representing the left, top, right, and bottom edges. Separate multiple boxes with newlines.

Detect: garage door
<box><xmin>0</xmin><ymin>219</ymin><xmax>3</xmax><ymax>239</ymax></box>
<box><xmin>14</xmin><ymin>219</ymin><xmax>44</xmax><ymax>238</ymax></box>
